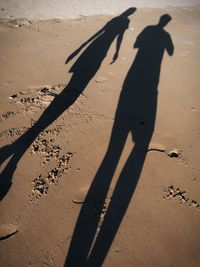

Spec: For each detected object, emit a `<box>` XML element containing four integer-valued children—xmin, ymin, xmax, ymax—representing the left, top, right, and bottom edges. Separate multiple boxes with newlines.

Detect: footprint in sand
<box><xmin>72</xmin><ymin>186</ymin><xmax>90</xmax><ymax>204</ymax></box>
<box><xmin>190</xmin><ymin>106</ymin><xmax>196</xmax><ymax>112</ymax></box>
<box><xmin>0</xmin><ymin>224</ymin><xmax>18</xmax><ymax>240</ymax></box>
<box><xmin>95</xmin><ymin>77</ymin><xmax>107</xmax><ymax>83</ymax></box>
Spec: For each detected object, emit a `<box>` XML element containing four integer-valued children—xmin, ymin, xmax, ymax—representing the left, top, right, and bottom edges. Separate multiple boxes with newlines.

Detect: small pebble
<box><xmin>167</xmin><ymin>149</ymin><xmax>180</xmax><ymax>158</ymax></box>
<box><xmin>9</xmin><ymin>94</ymin><xmax>17</xmax><ymax>99</ymax></box>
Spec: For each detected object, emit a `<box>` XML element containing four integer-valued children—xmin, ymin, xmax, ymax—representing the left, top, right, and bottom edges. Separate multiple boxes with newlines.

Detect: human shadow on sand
<box><xmin>0</xmin><ymin>8</ymin><xmax>136</xmax><ymax>200</ymax></box>
<box><xmin>64</xmin><ymin>14</ymin><xmax>174</xmax><ymax>267</ymax></box>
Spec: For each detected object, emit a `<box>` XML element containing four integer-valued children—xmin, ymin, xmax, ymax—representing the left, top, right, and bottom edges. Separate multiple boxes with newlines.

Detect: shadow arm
<box><xmin>65</xmin><ymin>26</ymin><xmax>105</xmax><ymax>64</ymax></box>
<box><xmin>133</xmin><ymin>28</ymin><xmax>146</xmax><ymax>49</ymax></box>
<box><xmin>110</xmin><ymin>32</ymin><xmax>124</xmax><ymax>64</ymax></box>
<box><xmin>166</xmin><ymin>35</ymin><xmax>174</xmax><ymax>56</ymax></box>
<box><xmin>133</xmin><ymin>37</ymin><xmax>140</xmax><ymax>48</ymax></box>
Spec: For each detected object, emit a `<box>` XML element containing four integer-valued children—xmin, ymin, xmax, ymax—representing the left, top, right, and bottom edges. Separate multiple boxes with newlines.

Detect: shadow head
<box><xmin>120</xmin><ymin>7</ymin><xmax>137</xmax><ymax>18</ymax></box>
<box><xmin>158</xmin><ymin>14</ymin><xmax>172</xmax><ymax>28</ymax></box>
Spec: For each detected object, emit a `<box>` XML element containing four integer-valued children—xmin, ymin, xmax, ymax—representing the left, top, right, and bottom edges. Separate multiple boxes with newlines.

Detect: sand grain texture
<box><xmin>0</xmin><ymin>7</ymin><xmax>200</xmax><ymax>267</ymax></box>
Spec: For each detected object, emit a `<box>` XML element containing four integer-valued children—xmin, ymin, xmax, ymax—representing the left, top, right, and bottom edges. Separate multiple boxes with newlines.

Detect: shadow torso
<box><xmin>69</xmin><ymin>16</ymin><xmax>130</xmax><ymax>75</ymax></box>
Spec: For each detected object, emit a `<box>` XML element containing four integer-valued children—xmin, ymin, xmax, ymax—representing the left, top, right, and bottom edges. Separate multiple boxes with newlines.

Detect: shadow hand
<box><xmin>65</xmin><ymin>47</ymin><xmax>83</xmax><ymax>64</ymax></box>
<box><xmin>110</xmin><ymin>53</ymin><xmax>118</xmax><ymax>65</ymax></box>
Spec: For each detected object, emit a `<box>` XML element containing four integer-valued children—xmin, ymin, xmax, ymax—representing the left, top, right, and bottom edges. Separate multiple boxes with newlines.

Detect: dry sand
<box><xmin>0</xmin><ymin>6</ymin><xmax>200</xmax><ymax>267</ymax></box>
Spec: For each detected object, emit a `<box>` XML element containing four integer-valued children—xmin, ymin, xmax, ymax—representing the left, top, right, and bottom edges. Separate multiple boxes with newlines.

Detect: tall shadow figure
<box><xmin>0</xmin><ymin>8</ymin><xmax>136</xmax><ymax>200</ymax></box>
<box><xmin>65</xmin><ymin>14</ymin><xmax>174</xmax><ymax>267</ymax></box>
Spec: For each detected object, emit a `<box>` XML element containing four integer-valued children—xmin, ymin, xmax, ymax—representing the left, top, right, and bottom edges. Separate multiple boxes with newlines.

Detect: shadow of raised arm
<box><xmin>65</xmin><ymin>26</ymin><xmax>106</xmax><ymax>64</ymax></box>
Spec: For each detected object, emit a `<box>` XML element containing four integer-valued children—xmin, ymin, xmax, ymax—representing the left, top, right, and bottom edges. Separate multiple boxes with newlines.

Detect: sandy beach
<box><xmin>0</xmin><ymin>3</ymin><xmax>200</xmax><ymax>267</ymax></box>
<box><xmin>0</xmin><ymin>0</ymin><xmax>199</xmax><ymax>19</ymax></box>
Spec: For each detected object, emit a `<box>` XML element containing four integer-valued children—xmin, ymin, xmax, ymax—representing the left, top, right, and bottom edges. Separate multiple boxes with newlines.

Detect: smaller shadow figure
<box><xmin>0</xmin><ymin>8</ymin><xmax>136</xmax><ymax>200</ymax></box>
<box><xmin>65</xmin><ymin>14</ymin><xmax>174</xmax><ymax>267</ymax></box>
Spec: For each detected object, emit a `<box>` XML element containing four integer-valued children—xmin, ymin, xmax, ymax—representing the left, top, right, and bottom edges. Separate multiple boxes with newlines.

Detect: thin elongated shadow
<box><xmin>64</xmin><ymin>14</ymin><xmax>174</xmax><ymax>267</ymax></box>
<box><xmin>0</xmin><ymin>8</ymin><xmax>136</xmax><ymax>200</ymax></box>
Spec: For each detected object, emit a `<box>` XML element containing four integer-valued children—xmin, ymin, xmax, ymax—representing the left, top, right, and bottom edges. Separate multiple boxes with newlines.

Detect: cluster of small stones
<box><xmin>32</xmin><ymin>152</ymin><xmax>73</xmax><ymax>197</ymax></box>
<box><xmin>37</xmin><ymin>84</ymin><xmax>64</xmax><ymax>96</ymax></box>
<box><xmin>192</xmin><ymin>172</ymin><xmax>200</xmax><ymax>182</ymax></box>
<box><xmin>0</xmin><ymin>19</ymin><xmax>33</xmax><ymax>28</ymax></box>
<box><xmin>0</xmin><ymin>127</ymin><xmax>26</xmax><ymax>139</ymax></box>
<box><xmin>31</xmin><ymin>137</ymin><xmax>61</xmax><ymax>164</ymax></box>
<box><xmin>8</xmin><ymin>84</ymin><xmax>65</xmax><ymax>114</ymax></box>
<box><xmin>5</xmin><ymin>84</ymin><xmax>92</xmax><ymax>126</ymax></box>
<box><xmin>40</xmin><ymin>124</ymin><xmax>64</xmax><ymax>137</ymax></box>
<box><xmin>0</xmin><ymin>111</ymin><xmax>15</xmax><ymax>121</ymax></box>
<box><xmin>164</xmin><ymin>185</ymin><xmax>200</xmax><ymax>209</ymax></box>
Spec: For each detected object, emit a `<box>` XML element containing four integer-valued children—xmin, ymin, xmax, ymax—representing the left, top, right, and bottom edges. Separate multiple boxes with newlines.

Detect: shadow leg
<box><xmin>65</xmin><ymin>120</ymin><xmax>128</xmax><ymax>267</ymax></box>
<box><xmin>87</xmin><ymin>143</ymin><xmax>148</xmax><ymax>267</ymax></box>
<box><xmin>0</xmin><ymin>72</ymin><xmax>94</xmax><ymax>200</ymax></box>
